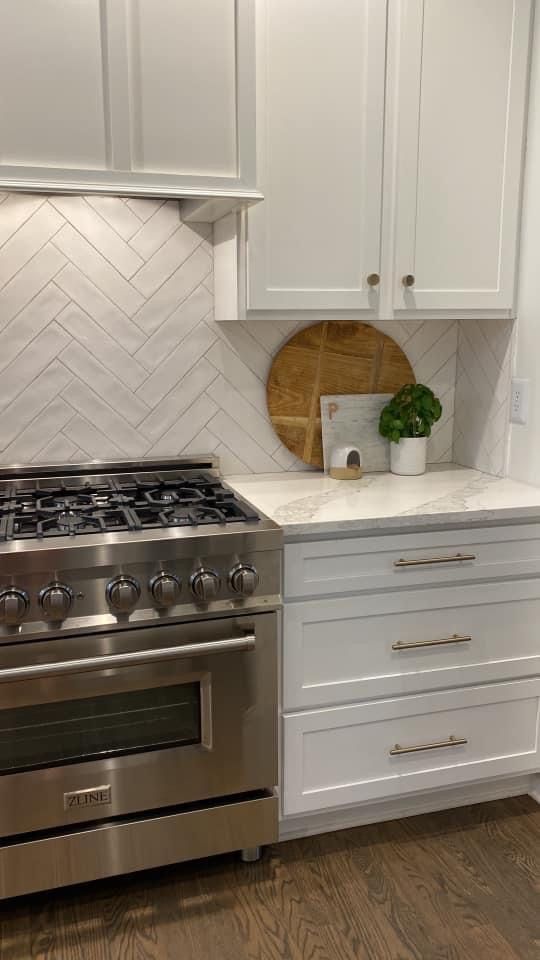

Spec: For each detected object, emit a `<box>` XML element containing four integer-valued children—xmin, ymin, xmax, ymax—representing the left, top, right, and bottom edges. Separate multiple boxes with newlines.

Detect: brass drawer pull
<box><xmin>390</xmin><ymin>735</ymin><xmax>467</xmax><ymax>756</ymax></box>
<box><xmin>392</xmin><ymin>634</ymin><xmax>472</xmax><ymax>651</ymax></box>
<box><xmin>394</xmin><ymin>553</ymin><xmax>476</xmax><ymax>568</ymax></box>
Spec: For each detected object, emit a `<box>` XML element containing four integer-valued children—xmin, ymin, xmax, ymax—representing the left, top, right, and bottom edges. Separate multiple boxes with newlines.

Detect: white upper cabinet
<box><xmin>392</xmin><ymin>0</ymin><xmax>532</xmax><ymax>313</ymax></box>
<box><xmin>0</xmin><ymin>0</ymin><xmax>108</xmax><ymax>171</ymax></box>
<box><xmin>246</xmin><ymin>0</ymin><xmax>532</xmax><ymax>318</ymax></box>
<box><xmin>0</xmin><ymin>0</ymin><xmax>258</xmax><ymax>214</ymax></box>
<box><xmin>130</xmin><ymin>1</ymin><xmax>237</xmax><ymax>179</ymax></box>
<box><xmin>247</xmin><ymin>0</ymin><xmax>386</xmax><ymax>311</ymax></box>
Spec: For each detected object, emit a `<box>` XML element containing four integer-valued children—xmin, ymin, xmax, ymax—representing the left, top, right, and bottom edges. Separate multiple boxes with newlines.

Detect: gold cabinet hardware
<box><xmin>392</xmin><ymin>634</ymin><xmax>472</xmax><ymax>651</ymax></box>
<box><xmin>394</xmin><ymin>553</ymin><xmax>476</xmax><ymax>568</ymax></box>
<box><xmin>367</xmin><ymin>273</ymin><xmax>380</xmax><ymax>287</ymax></box>
<box><xmin>402</xmin><ymin>274</ymin><xmax>415</xmax><ymax>287</ymax></box>
<box><xmin>390</xmin><ymin>735</ymin><xmax>467</xmax><ymax>756</ymax></box>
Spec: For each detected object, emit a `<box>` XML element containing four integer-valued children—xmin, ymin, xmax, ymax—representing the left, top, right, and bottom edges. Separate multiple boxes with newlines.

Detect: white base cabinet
<box><xmin>281</xmin><ymin>524</ymin><xmax>540</xmax><ymax>824</ymax></box>
<box><xmin>283</xmin><ymin>678</ymin><xmax>540</xmax><ymax>816</ymax></box>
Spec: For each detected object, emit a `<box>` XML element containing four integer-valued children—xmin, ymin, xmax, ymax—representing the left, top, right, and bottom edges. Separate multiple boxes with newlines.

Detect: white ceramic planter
<box><xmin>390</xmin><ymin>436</ymin><xmax>427</xmax><ymax>476</ymax></box>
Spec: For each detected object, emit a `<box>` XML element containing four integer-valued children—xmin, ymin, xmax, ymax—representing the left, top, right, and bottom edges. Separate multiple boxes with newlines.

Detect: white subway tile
<box><xmin>50</xmin><ymin>197</ymin><xmax>144</xmax><ymax>279</ymax></box>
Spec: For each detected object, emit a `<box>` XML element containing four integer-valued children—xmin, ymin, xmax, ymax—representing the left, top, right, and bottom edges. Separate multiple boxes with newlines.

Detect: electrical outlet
<box><xmin>511</xmin><ymin>378</ymin><xmax>529</xmax><ymax>425</ymax></box>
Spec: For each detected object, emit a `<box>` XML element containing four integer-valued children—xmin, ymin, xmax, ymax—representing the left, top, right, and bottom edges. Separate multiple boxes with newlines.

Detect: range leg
<box><xmin>240</xmin><ymin>846</ymin><xmax>262</xmax><ymax>863</ymax></box>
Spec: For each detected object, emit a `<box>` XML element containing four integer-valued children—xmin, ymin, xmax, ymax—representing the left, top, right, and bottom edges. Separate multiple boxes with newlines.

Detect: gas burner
<box><xmin>37</xmin><ymin>494</ymin><xmax>95</xmax><ymax>513</ymax></box>
<box><xmin>144</xmin><ymin>488</ymin><xmax>180</xmax><ymax>507</ymax></box>
<box><xmin>56</xmin><ymin>510</ymin><xmax>89</xmax><ymax>531</ymax></box>
<box><xmin>164</xmin><ymin>501</ymin><xmax>259</xmax><ymax>526</ymax></box>
<box><xmin>188</xmin><ymin>506</ymin><xmax>229</xmax><ymax>525</ymax></box>
<box><xmin>143</xmin><ymin>486</ymin><xmax>205</xmax><ymax>507</ymax></box>
<box><xmin>159</xmin><ymin>509</ymin><xmax>193</xmax><ymax>527</ymax></box>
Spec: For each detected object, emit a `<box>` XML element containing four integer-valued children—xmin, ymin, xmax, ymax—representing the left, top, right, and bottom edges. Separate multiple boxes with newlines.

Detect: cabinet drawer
<box><xmin>282</xmin><ymin>678</ymin><xmax>540</xmax><ymax>815</ymax></box>
<box><xmin>284</xmin><ymin>580</ymin><xmax>540</xmax><ymax>708</ymax></box>
<box><xmin>284</xmin><ymin>525</ymin><xmax>540</xmax><ymax>599</ymax></box>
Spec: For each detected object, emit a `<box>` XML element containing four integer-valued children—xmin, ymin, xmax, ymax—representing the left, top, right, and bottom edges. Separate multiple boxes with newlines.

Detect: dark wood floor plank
<box><xmin>416</xmin><ymin>800</ymin><xmax>540</xmax><ymax>957</ymax></box>
<box><xmin>0</xmin><ymin>797</ymin><xmax>538</xmax><ymax>960</ymax></box>
<box><xmin>374</xmin><ymin>815</ymin><xmax>525</xmax><ymax>960</ymax></box>
<box><xmin>337</xmin><ymin>819</ymin><xmax>494</xmax><ymax>960</ymax></box>
<box><xmin>277</xmin><ymin>844</ymin><xmax>383</xmax><ymax>960</ymax></box>
<box><xmin>386</xmin><ymin>800</ymin><xmax>540</xmax><ymax>960</ymax></box>
<box><xmin>280</xmin><ymin>831</ymin><xmax>422</xmax><ymax>959</ymax></box>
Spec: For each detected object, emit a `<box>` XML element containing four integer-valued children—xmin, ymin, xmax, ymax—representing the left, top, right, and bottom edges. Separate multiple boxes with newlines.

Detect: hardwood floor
<box><xmin>0</xmin><ymin>796</ymin><xmax>538</xmax><ymax>960</ymax></box>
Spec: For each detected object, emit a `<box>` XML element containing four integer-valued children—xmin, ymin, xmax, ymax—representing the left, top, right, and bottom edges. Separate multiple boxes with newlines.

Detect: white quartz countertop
<box><xmin>226</xmin><ymin>465</ymin><xmax>540</xmax><ymax>538</ymax></box>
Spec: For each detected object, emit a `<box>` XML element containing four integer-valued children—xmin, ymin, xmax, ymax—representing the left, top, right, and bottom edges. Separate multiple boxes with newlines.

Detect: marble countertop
<box><xmin>226</xmin><ymin>465</ymin><xmax>540</xmax><ymax>538</ymax></box>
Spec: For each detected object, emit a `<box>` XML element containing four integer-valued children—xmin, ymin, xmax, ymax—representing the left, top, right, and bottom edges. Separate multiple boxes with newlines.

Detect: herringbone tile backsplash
<box><xmin>0</xmin><ymin>193</ymin><xmax>460</xmax><ymax>474</ymax></box>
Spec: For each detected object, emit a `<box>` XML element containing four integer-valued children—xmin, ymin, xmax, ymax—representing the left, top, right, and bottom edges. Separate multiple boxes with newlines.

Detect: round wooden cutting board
<box><xmin>267</xmin><ymin>321</ymin><xmax>415</xmax><ymax>468</ymax></box>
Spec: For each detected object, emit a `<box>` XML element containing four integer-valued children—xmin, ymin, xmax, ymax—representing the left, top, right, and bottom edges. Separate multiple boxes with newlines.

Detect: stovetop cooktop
<box><xmin>0</xmin><ymin>470</ymin><xmax>260</xmax><ymax>541</ymax></box>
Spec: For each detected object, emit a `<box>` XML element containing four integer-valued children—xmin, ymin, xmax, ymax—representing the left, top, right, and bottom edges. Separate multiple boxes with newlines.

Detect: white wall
<box><xmin>509</xmin><ymin>0</ymin><xmax>540</xmax><ymax>484</ymax></box>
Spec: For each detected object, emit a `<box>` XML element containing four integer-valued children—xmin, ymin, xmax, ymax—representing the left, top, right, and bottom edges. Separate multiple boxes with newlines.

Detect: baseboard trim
<box><xmin>279</xmin><ymin>775</ymin><xmax>535</xmax><ymax>840</ymax></box>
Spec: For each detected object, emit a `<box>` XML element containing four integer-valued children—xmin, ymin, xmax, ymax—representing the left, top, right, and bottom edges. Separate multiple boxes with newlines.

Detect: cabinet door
<box><xmin>0</xmin><ymin>0</ymin><xmax>256</xmax><ymax>200</ymax></box>
<box><xmin>392</xmin><ymin>0</ymin><xmax>532</xmax><ymax>314</ymax></box>
<box><xmin>0</xmin><ymin>0</ymin><xmax>108</xmax><ymax>171</ymax></box>
<box><xmin>128</xmin><ymin>0</ymin><xmax>239</xmax><ymax>179</ymax></box>
<box><xmin>248</xmin><ymin>0</ymin><xmax>386</xmax><ymax>311</ymax></box>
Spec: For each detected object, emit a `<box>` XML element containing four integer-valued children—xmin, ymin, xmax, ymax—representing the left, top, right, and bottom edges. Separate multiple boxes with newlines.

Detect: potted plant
<box><xmin>379</xmin><ymin>384</ymin><xmax>442</xmax><ymax>476</ymax></box>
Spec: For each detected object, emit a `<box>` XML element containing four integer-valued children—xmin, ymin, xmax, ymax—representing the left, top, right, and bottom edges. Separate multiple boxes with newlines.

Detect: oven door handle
<box><xmin>0</xmin><ymin>635</ymin><xmax>257</xmax><ymax>683</ymax></box>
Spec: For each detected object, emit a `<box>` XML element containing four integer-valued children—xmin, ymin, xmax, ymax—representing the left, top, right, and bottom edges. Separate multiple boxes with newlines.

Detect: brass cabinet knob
<box><xmin>402</xmin><ymin>274</ymin><xmax>415</xmax><ymax>287</ymax></box>
<box><xmin>367</xmin><ymin>273</ymin><xmax>380</xmax><ymax>287</ymax></box>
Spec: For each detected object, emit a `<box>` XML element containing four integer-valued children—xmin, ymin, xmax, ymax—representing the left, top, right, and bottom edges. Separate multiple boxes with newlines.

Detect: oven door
<box><xmin>0</xmin><ymin>613</ymin><xmax>277</xmax><ymax>837</ymax></box>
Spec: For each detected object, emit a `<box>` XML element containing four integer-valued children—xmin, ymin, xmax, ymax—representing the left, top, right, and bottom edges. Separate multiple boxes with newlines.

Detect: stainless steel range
<box><xmin>0</xmin><ymin>457</ymin><xmax>281</xmax><ymax>899</ymax></box>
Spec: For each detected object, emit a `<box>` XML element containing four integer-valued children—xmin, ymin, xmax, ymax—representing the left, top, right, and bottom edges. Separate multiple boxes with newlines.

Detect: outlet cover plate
<box><xmin>511</xmin><ymin>378</ymin><xmax>529</xmax><ymax>425</ymax></box>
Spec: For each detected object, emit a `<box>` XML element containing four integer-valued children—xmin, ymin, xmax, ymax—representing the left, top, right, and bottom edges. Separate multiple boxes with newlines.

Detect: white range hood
<box><xmin>0</xmin><ymin>0</ymin><xmax>260</xmax><ymax>223</ymax></box>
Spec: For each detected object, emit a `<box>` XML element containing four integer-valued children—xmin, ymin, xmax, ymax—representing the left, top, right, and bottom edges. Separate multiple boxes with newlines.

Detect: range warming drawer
<box><xmin>0</xmin><ymin>791</ymin><xmax>278</xmax><ymax>900</ymax></box>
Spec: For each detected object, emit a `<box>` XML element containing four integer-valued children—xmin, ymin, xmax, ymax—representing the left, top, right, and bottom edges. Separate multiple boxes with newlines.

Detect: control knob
<box><xmin>190</xmin><ymin>568</ymin><xmax>221</xmax><ymax>603</ymax></box>
<box><xmin>150</xmin><ymin>573</ymin><xmax>182</xmax><ymax>608</ymax></box>
<box><xmin>39</xmin><ymin>583</ymin><xmax>74</xmax><ymax>622</ymax></box>
<box><xmin>0</xmin><ymin>588</ymin><xmax>29</xmax><ymax>627</ymax></box>
<box><xmin>106</xmin><ymin>575</ymin><xmax>141</xmax><ymax>613</ymax></box>
<box><xmin>229</xmin><ymin>562</ymin><xmax>259</xmax><ymax>597</ymax></box>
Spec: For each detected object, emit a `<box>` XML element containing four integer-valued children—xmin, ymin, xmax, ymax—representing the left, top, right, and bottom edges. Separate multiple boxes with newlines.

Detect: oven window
<box><xmin>0</xmin><ymin>683</ymin><xmax>201</xmax><ymax>775</ymax></box>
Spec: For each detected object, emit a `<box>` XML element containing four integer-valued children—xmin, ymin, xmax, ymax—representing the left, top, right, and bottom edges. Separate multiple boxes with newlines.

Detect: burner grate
<box><xmin>7</xmin><ymin>507</ymin><xmax>134</xmax><ymax>540</ymax></box>
<box><xmin>0</xmin><ymin>469</ymin><xmax>260</xmax><ymax>540</ymax></box>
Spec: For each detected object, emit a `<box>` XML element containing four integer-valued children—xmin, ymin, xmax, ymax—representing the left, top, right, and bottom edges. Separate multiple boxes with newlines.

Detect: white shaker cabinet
<box><xmin>247</xmin><ymin>0</ymin><xmax>387</xmax><ymax>310</ymax></box>
<box><xmin>246</xmin><ymin>0</ymin><xmax>532</xmax><ymax>318</ymax></box>
<box><xmin>281</xmin><ymin>527</ymin><xmax>540</xmax><ymax>822</ymax></box>
<box><xmin>0</xmin><ymin>0</ymin><xmax>258</xmax><ymax>217</ymax></box>
<box><xmin>391</xmin><ymin>0</ymin><xmax>532</xmax><ymax>313</ymax></box>
<box><xmin>0</xmin><ymin>0</ymin><xmax>108</xmax><ymax>173</ymax></box>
